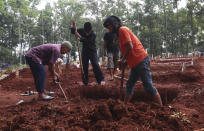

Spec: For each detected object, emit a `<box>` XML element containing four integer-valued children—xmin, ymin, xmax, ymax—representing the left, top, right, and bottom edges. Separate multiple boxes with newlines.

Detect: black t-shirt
<box><xmin>104</xmin><ymin>32</ymin><xmax>119</xmax><ymax>53</ymax></box>
<box><xmin>71</xmin><ymin>28</ymin><xmax>97</xmax><ymax>53</ymax></box>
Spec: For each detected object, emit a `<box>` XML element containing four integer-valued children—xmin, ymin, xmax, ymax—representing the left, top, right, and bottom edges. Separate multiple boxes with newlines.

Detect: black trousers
<box><xmin>82</xmin><ymin>50</ymin><xmax>104</xmax><ymax>85</ymax></box>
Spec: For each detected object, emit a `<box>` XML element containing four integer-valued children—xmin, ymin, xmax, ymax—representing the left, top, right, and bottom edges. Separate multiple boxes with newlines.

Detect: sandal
<box><xmin>45</xmin><ymin>91</ymin><xmax>55</xmax><ymax>96</ymax></box>
<box><xmin>38</xmin><ymin>95</ymin><xmax>54</xmax><ymax>101</ymax></box>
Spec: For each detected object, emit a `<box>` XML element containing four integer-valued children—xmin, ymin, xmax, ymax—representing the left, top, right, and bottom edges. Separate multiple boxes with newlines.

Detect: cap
<box><xmin>62</xmin><ymin>41</ymin><xmax>72</xmax><ymax>50</ymax></box>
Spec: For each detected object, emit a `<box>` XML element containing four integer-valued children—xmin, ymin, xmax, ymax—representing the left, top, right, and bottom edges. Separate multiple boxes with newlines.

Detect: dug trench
<box><xmin>0</xmin><ymin>57</ymin><xmax>203</xmax><ymax>130</ymax></box>
<box><xmin>79</xmin><ymin>85</ymin><xmax>179</xmax><ymax>105</ymax></box>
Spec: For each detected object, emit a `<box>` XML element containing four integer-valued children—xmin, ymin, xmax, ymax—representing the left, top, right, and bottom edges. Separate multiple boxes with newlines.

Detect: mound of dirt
<box><xmin>0</xmin><ymin>57</ymin><xmax>204</xmax><ymax>130</ymax></box>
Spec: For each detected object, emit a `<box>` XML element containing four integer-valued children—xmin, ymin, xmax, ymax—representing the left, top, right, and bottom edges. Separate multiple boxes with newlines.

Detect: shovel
<box><xmin>120</xmin><ymin>67</ymin><xmax>125</xmax><ymax>99</ymax></box>
<box><xmin>76</xmin><ymin>38</ymin><xmax>86</xmax><ymax>83</ymax></box>
<box><xmin>119</xmin><ymin>61</ymin><xmax>127</xmax><ymax>100</ymax></box>
<box><xmin>20</xmin><ymin>87</ymin><xmax>38</xmax><ymax>96</ymax></box>
<box><xmin>55</xmin><ymin>81</ymin><xmax>69</xmax><ymax>103</ymax></box>
<box><xmin>72</xmin><ymin>20</ymin><xmax>86</xmax><ymax>83</ymax></box>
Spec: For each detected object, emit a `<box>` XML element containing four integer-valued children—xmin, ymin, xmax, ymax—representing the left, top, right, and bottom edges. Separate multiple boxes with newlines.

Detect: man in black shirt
<box><xmin>71</xmin><ymin>21</ymin><xmax>105</xmax><ymax>86</ymax></box>
<box><xmin>104</xmin><ymin>32</ymin><xmax>119</xmax><ymax>80</ymax></box>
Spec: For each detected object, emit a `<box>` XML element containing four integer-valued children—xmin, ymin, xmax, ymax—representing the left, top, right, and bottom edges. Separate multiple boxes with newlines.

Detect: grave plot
<box><xmin>0</xmin><ymin>56</ymin><xmax>203</xmax><ymax>130</ymax></box>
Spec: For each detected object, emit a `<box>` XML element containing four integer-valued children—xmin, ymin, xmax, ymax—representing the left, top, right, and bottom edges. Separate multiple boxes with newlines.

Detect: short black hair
<box><xmin>103</xmin><ymin>15</ymin><xmax>121</xmax><ymax>28</ymax></box>
<box><xmin>84</xmin><ymin>22</ymin><xmax>92</xmax><ymax>32</ymax></box>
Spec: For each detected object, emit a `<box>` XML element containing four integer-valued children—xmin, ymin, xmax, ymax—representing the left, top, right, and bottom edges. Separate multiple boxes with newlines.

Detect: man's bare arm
<box><xmin>104</xmin><ymin>40</ymin><xmax>107</xmax><ymax>56</ymax></box>
<box><xmin>121</xmin><ymin>42</ymin><xmax>133</xmax><ymax>63</ymax></box>
<box><xmin>48</xmin><ymin>63</ymin><xmax>59</xmax><ymax>81</ymax></box>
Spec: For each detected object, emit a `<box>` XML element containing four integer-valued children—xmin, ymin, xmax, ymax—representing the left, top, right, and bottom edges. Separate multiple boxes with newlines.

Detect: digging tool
<box><xmin>20</xmin><ymin>91</ymin><xmax>38</xmax><ymax>96</ymax></box>
<box><xmin>72</xmin><ymin>20</ymin><xmax>86</xmax><ymax>83</ymax></box>
<box><xmin>76</xmin><ymin>38</ymin><xmax>86</xmax><ymax>83</ymax></box>
<box><xmin>20</xmin><ymin>87</ymin><xmax>38</xmax><ymax>96</ymax></box>
<box><xmin>114</xmin><ymin>75</ymin><xmax>142</xmax><ymax>84</ymax></box>
<box><xmin>118</xmin><ymin>61</ymin><xmax>128</xmax><ymax>99</ymax></box>
<box><xmin>55</xmin><ymin>81</ymin><xmax>68</xmax><ymax>103</ymax></box>
<box><xmin>120</xmin><ymin>67</ymin><xmax>125</xmax><ymax>99</ymax></box>
<box><xmin>114</xmin><ymin>75</ymin><xmax>128</xmax><ymax>81</ymax></box>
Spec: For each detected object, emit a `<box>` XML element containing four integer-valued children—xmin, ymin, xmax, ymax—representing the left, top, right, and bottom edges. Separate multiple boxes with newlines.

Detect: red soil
<box><xmin>0</xmin><ymin>57</ymin><xmax>204</xmax><ymax>130</ymax></box>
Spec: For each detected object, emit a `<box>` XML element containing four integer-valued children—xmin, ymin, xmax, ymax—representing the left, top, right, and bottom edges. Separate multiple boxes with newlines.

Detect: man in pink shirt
<box><xmin>25</xmin><ymin>41</ymin><xmax>72</xmax><ymax>100</ymax></box>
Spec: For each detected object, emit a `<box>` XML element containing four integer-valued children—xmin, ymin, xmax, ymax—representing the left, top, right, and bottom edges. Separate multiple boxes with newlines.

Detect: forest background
<box><xmin>0</xmin><ymin>0</ymin><xmax>204</xmax><ymax>65</ymax></box>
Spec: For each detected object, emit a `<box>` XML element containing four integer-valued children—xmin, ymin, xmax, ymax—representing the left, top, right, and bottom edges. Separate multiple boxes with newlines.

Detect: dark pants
<box><xmin>82</xmin><ymin>50</ymin><xmax>104</xmax><ymax>85</ymax></box>
<box><xmin>25</xmin><ymin>56</ymin><xmax>46</xmax><ymax>92</ymax></box>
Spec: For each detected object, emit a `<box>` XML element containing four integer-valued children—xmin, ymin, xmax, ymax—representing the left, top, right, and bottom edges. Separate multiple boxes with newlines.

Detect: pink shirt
<box><xmin>25</xmin><ymin>44</ymin><xmax>61</xmax><ymax>65</ymax></box>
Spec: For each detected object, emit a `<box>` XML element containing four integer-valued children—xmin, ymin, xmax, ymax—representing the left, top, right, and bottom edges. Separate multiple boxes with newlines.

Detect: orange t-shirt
<box><xmin>118</xmin><ymin>26</ymin><xmax>148</xmax><ymax>68</ymax></box>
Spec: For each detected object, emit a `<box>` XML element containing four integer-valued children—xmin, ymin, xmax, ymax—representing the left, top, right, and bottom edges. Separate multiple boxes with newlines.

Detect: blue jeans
<box><xmin>25</xmin><ymin>56</ymin><xmax>46</xmax><ymax>93</ymax></box>
<box><xmin>126</xmin><ymin>57</ymin><xmax>157</xmax><ymax>96</ymax></box>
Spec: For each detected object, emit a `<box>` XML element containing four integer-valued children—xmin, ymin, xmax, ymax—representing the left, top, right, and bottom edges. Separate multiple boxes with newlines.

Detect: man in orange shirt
<box><xmin>103</xmin><ymin>16</ymin><xmax>162</xmax><ymax>106</ymax></box>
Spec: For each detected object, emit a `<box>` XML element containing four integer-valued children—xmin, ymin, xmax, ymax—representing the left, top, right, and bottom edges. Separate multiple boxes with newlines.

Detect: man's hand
<box><xmin>72</xmin><ymin>20</ymin><xmax>81</xmax><ymax>39</ymax></box>
<box><xmin>53</xmin><ymin>72</ymin><xmax>60</xmax><ymax>82</ymax></box>
<box><xmin>75</xmin><ymin>31</ymin><xmax>81</xmax><ymax>39</ymax></box>
<box><xmin>72</xmin><ymin>20</ymin><xmax>77</xmax><ymax>28</ymax></box>
<box><xmin>104</xmin><ymin>51</ymin><xmax>107</xmax><ymax>56</ymax></box>
<box><xmin>116</xmin><ymin>60</ymin><xmax>127</xmax><ymax>70</ymax></box>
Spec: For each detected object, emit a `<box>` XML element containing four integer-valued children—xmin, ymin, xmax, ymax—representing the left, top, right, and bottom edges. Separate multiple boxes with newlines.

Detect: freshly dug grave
<box><xmin>0</xmin><ymin>57</ymin><xmax>203</xmax><ymax>130</ymax></box>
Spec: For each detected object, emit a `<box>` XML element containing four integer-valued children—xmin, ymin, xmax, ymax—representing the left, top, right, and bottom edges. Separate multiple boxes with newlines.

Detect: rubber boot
<box><xmin>152</xmin><ymin>92</ymin><xmax>163</xmax><ymax>106</ymax></box>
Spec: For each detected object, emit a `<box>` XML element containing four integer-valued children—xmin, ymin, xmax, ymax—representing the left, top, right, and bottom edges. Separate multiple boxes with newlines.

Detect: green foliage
<box><xmin>0</xmin><ymin>46</ymin><xmax>16</xmax><ymax>64</ymax></box>
<box><xmin>0</xmin><ymin>0</ymin><xmax>204</xmax><ymax>64</ymax></box>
